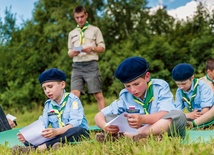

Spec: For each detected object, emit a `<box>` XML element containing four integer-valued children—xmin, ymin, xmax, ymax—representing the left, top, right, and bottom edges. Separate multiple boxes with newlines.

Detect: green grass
<box><xmin>2</xmin><ymin>99</ymin><xmax>214</xmax><ymax>155</ymax></box>
<box><xmin>2</xmin><ymin>133</ymin><xmax>214</xmax><ymax>155</ymax></box>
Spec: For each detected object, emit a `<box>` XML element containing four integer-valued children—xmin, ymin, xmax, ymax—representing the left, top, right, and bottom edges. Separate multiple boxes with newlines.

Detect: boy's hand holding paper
<box><xmin>19</xmin><ymin>120</ymin><xmax>54</xmax><ymax>146</ymax></box>
<box><xmin>6</xmin><ymin>114</ymin><xmax>17</xmax><ymax>126</ymax></box>
<box><xmin>105</xmin><ymin>112</ymin><xmax>138</xmax><ymax>134</ymax></box>
<box><xmin>104</xmin><ymin>124</ymin><xmax>119</xmax><ymax>134</ymax></box>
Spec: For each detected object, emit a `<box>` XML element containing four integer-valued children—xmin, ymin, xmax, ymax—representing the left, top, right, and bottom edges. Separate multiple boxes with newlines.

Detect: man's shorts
<box><xmin>71</xmin><ymin>60</ymin><xmax>103</xmax><ymax>94</ymax></box>
<box><xmin>162</xmin><ymin>110</ymin><xmax>186</xmax><ymax>139</ymax></box>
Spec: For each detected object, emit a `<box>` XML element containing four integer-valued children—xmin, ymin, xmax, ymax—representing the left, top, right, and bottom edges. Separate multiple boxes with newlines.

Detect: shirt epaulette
<box><xmin>44</xmin><ymin>99</ymin><xmax>51</xmax><ymax>106</ymax></box>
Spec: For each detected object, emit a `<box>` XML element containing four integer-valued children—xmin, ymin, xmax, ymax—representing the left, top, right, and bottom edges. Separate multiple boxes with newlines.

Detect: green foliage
<box><xmin>0</xmin><ymin>1</ymin><xmax>214</xmax><ymax>110</ymax></box>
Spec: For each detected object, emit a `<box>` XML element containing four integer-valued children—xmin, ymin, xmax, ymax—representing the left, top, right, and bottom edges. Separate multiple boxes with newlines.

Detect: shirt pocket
<box><xmin>85</xmin><ymin>31</ymin><xmax>95</xmax><ymax>41</ymax></box>
<box><xmin>71</xmin><ymin>33</ymin><xmax>79</xmax><ymax>44</ymax></box>
<box><xmin>48</xmin><ymin>115</ymin><xmax>58</xmax><ymax>127</ymax></box>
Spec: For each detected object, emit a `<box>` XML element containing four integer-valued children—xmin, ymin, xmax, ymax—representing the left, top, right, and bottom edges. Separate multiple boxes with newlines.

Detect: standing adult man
<box><xmin>68</xmin><ymin>5</ymin><xmax>106</xmax><ymax>111</ymax></box>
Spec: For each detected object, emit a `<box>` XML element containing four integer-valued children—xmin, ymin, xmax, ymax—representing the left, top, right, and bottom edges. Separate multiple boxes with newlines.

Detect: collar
<box><xmin>183</xmin><ymin>80</ymin><xmax>194</xmax><ymax>93</ymax></box>
<box><xmin>206</xmin><ymin>74</ymin><xmax>214</xmax><ymax>83</ymax></box>
<box><xmin>51</xmin><ymin>90</ymin><xmax>66</xmax><ymax>106</ymax></box>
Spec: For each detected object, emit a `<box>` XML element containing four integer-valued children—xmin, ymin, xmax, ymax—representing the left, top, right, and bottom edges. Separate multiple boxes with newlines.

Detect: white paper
<box><xmin>19</xmin><ymin>120</ymin><xmax>53</xmax><ymax>146</ymax></box>
<box><xmin>73</xmin><ymin>46</ymin><xmax>83</xmax><ymax>52</ymax></box>
<box><xmin>106</xmin><ymin>112</ymin><xmax>138</xmax><ymax>134</ymax></box>
<box><xmin>6</xmin><ymin>114</ymin><xmax>16</xmax><ymax>121</ymax></box>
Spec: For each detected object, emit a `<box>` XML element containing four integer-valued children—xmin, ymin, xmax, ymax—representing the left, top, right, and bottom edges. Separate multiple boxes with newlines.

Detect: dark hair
<box><xmin>206</xmin><ymin>58</ymin><xmax>214</xmax><ymax>71</ymax></box>
<box><xmin>140</xmin><ymin>70</ymin><xmax>149</xmax><ymax>79</ymax></box>
<box><xmin>73</xmin><ymin>6</ymin><xmax>86</xmax><ymax>14</ymax></box>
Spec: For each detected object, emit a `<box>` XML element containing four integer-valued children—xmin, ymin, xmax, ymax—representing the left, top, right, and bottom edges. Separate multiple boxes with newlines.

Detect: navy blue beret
<box><xmin>172</xmin><ymin>63</ymin><xmax>194</xmax><ymax>81</ymax></box>
<box><xmin>115</xmin><ymin>56</ymin><xmax>149</xmax><ymax>83</ymax></box>
<box><xmin>38</xmin><ymin>68</ymin><xmax>66</xmax><ymax>84</ymax></box>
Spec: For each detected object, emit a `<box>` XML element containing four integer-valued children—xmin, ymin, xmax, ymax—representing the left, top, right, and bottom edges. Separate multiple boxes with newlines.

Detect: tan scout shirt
<box><xmin>200</xmin><ymin>76</ymin><xmax>214</xmax><ymax>93</ymax></box>
<box><xmin>68</xmin><ymin>24</ymin><xmax>105</xmax><ymax>62</ymax></box>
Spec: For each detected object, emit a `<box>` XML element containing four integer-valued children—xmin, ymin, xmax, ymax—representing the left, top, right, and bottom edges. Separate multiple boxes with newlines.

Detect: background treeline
<box><xmin>0</xmin><ymin>0</ymin><xmax>214</xmax><ymax>111</ymax></box>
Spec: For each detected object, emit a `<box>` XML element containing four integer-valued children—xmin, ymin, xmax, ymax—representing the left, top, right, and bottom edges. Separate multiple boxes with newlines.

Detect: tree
<box><xmin>0</xmin><ymin>0</ymin><xmax>214</xmax><ymax>110</ymax></box>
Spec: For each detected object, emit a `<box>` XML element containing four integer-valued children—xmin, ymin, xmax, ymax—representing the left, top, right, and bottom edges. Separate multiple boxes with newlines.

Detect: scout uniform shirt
<box><xmin>39</xmin><ymin>92</ymin><xmax>88</xmax><ymax>130</ymax></box>
<box><xmin>68</xmin><ymin>24</ymin><xmax>105</xmax><ymax>62</ymax></box>
<box><xmin>101</xmin><ymin>79</ymin><xmax>176</xmax><ymax>116</ymax></box>
<box><xmin>200</xmin><ymin>75</ymin><xmax>214</xmax><ymax>93</ymax></box>
<box><xmin>174</xmin><ymin>79</ymin><xmax>214</xmax><ymax>112</ymax></box>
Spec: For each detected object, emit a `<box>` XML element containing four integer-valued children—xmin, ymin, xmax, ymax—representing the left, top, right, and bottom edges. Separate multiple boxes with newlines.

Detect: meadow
<box><xmin>1</xmin><ymin>98</ymin><xmax>214</xmax><ymax>155</ymax></box>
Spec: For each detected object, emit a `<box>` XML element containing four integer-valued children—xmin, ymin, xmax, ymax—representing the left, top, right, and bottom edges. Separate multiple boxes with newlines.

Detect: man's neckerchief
<box><xmin>132</xmin><ymin>79</ymin><xmax>154</xmax><ymax>114</ymax></box>
<box><xmin>51</xmin><ymin>93</ymin><xmax>69</xmax><ymax>127</ymax></box>
<box><xmin>206</xmin><ymin>74</ymin><xmax>214</xmax><ymax>86</ymax></box>
<box><xmin>181</xmin><ymin>78</ymin><xmax>198</xmax><ymax>112</ymax></box>
<box><xmin>77</xmin><ymin>21</ymin><xmax>89</xmax><ymax>44</ymax></box>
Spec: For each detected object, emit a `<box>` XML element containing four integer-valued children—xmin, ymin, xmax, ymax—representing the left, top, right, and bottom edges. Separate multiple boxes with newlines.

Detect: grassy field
<box><xmin>1</xmin><ymin>98</ymin><xmax>214</xmax><ymax>155</ymax></box>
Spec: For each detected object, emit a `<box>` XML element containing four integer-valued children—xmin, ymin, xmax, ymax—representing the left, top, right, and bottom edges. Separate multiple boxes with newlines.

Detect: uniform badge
<box><xmin>126</xmin><ymin>106</ymin><xmax>140</xmax><ymax>113</ymax></box>
<box><xmin>72</xmin><ymin>101</ymin><xmax>78</xmax><ymax>109</ymax></box>
<box><xmin>48</xmin><ymin>109</ymin><xmax>56</xmax><ymax>116</ymax></box>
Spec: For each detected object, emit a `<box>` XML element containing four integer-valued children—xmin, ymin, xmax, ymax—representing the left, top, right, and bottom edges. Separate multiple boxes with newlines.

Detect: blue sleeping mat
<box><xmin>0</xmin><ymin>126</ymin><xmax>101</xmax><ymax>147</ymax></box>
<box><xmin>1</xmin><ymin>126</ymin><xmax>214</xmax><ymax>147</ymax></box>
<box><xmin>183</xmin><ymin>130</ymin><xmax>214</xmax><ymax>144</ymax></box>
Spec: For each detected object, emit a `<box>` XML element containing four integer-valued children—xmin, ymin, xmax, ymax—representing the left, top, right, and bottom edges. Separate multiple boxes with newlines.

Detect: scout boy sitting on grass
<box><xmin>94</xmin><ymin>56</ymin><xmax>186</xmax><ymax>142</ymax></box>
<box><xmin>13</xmin><ymin>68</ymin><xmax>89</xmax><ymax>154</ymax></box>
<box><xmin>172</xmin><ymin>63</ymin><xmax>214</xmax><ymax>128</ymax></box>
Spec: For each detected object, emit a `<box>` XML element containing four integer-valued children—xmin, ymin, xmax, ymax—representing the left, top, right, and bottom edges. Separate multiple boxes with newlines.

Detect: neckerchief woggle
<box><xmin>181</xmin><ymin>78</ymin><xmax>198</xmax><ymax>112</ymax></box>
<box><xmin>132</xmin><ymin>79</ymin><xmax>154</xmax><ymax>114</ymax></box>
<box><xmin>206</xmin><ymin>74</ymin><xmax>214</xmax><ymax>85</ymax></box>
<box><xmin>51</xmin><ymin>93</ymin><xmax>69</xmax><ymax>127</ymax></box>
<box><xmin>77</xmin><ymin>21</ymin><xmax>89</xmax><ymax>45</ymax></box>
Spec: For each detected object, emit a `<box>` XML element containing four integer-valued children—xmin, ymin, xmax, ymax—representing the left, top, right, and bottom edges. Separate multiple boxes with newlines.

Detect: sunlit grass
<box><xmin>2</xmin><ymin>133</ymin><xmax>214</xmax><ymax>155</ymax></box>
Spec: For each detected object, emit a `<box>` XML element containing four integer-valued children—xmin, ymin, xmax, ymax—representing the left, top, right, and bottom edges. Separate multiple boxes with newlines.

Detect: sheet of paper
<box><xmin>73</xmin><ymin>46</ymin><xmax>83</xmax><ymax>52</ymax></box>
<box><xmin>106</xmin><ymin>112</ymin><xmax>138</xmax><ymax>134</ymax></box>
<box><xmin>6</xmin><ymin>114</ymin><xmax>16</xmax><ymax>121</ymax></box>
<box><xmin>19</xmin><ymin>120</ymin><xmax>53</xmax><ymax>146</ymax></box>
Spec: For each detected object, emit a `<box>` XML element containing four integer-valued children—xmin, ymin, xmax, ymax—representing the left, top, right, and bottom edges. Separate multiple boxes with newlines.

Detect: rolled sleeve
<box><xmin>101</xmin><ymin>99</ymin><xmax>120</xmax><ymax>116</ymax></box>
<box><xmin>95</xmin><ymin>28</ymin><xmax>105</xmax><ymax>49</ymax></box>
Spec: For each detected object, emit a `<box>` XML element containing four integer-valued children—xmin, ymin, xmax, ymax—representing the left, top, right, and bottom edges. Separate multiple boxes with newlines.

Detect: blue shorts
<box><xmin>71</xmin><ymin>61</ymin><xmax>103</xmax><ymax>94</ymax></box>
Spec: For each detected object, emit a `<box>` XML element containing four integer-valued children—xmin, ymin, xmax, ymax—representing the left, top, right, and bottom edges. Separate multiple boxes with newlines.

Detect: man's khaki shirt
<box><xmin>200</xmin><ymin>76</ymin><xmax>214</xmax><ymax>93</ymax></box>
<box><xmin>68</xmin><ymin>24</ymin><xmax>105</xmax><ymax>62</ymax></box>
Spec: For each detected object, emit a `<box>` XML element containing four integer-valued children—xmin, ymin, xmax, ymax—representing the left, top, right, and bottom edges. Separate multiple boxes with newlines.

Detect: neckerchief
<box><xmin>206</xmin><ymin>74</ymin><xmax>214</xmax><ymax>85</ymax></box>
<box><xmin>132</xmin><ymin>79</ymin><xmax>154</xmax><ymax>114</ymax></box>
<box><xmin>181</xmin><ymin>78</ymin><xmax>198</xmax><ymax>112</ymax></box>
<box><xmin>51</xmin><ymin>93</ymin><xmax>69</xmax><ymax>127</ymax></box>
<box><xmin>77</xmin><ymin>21</ymin><xmax>89</xmax><ymax>44</ymax></box>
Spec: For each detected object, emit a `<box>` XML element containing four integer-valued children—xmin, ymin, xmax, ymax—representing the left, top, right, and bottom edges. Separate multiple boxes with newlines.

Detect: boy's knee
<box><xmin>163</xmin><ymin>110</ymin><xmax>186</xmax><ymax>139</ymax></box>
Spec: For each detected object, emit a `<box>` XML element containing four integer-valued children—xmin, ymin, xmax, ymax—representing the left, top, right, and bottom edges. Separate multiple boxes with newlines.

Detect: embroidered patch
<box><xmin>72</xmin><ymin>101</ymin><xmax>78</xmax><ymax>109</ymax></box>
<box><xmin>48</xmin><ymin>109</ymin><xmax>56</xmax><ymax>116</ymax></box>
